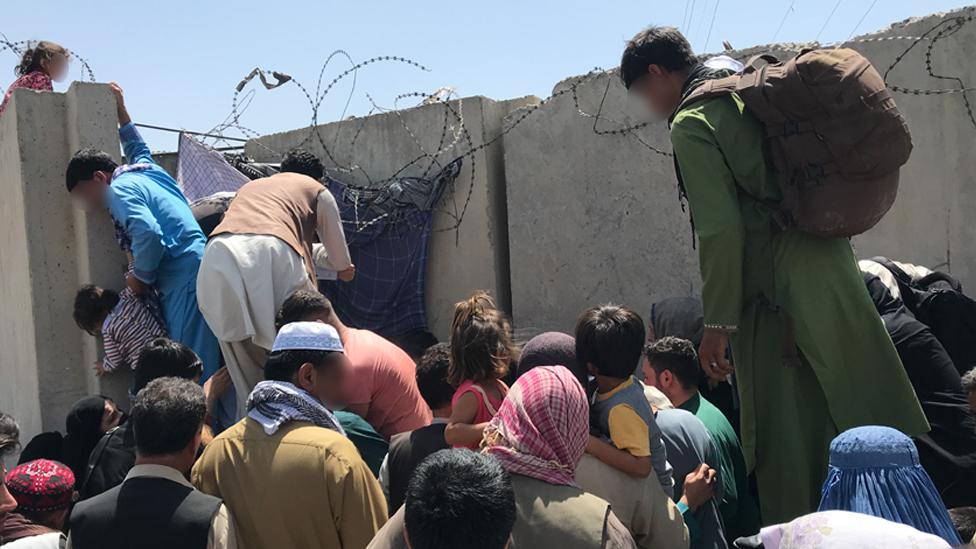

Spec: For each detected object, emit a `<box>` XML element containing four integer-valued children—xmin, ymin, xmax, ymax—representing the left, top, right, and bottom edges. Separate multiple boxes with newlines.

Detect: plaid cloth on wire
<box><xmin>176</xmin><ymin>133</ymin><xmax>250</xmax><ymax>202</ymax></box>
<box><xmin>319</xmin><ymin>159</ymin><xmax>461</xmax><ymax>338</ymax></box>
<box><xmin>483</xmin><ymin>366</ymin><xmax>589</xmax><ymax>487</ymax></box>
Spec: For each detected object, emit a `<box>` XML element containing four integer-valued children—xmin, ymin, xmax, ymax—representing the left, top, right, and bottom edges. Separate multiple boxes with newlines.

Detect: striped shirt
<box><xmin>102</xmin><ymin>288</ymin><xmax>168</xmax><ymax>372</ymax></box>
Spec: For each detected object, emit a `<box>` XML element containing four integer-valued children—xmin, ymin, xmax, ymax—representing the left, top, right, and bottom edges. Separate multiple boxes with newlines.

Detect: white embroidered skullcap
<box><xmin>272</xmin><ymin>321</ymin><xmax>344</xmax><ymax>353</ymax></box>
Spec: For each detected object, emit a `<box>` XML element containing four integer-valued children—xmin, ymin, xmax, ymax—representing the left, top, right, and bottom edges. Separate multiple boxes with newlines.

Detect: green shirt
<box><xmin>336</xmin><ymin>411</ymin><xmax>389</xmax><ymax>477</ymax></box>
<box><xmin>679</xmin><ymin>393</ymin><xmax>760</xmax><ymax>540</ymax></box>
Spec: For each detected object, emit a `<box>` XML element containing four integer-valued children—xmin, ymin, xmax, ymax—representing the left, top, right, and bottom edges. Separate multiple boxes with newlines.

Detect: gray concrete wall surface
<box><xmin>503</xmin><ymin>6</ymin><xmax>976</xmax><ymax>335</ymax></box>
<box><xmin>0</xmin><ymin>83</ymin><xmax>129</xmax><ymax>457</ymax></box>
<box><xmin>246</xmin><ymin>95</ymin><xmax>539</xmax><ymax>340</ymax></box>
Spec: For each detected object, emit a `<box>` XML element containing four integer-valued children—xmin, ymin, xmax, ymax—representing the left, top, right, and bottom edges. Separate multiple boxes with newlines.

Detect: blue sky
<box><xmin>2</xmin><ymin>0</ymin><xmax>970</xmax><ymax>151</ymax></box>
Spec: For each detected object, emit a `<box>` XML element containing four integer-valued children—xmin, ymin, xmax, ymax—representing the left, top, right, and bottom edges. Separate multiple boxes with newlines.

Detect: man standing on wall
<box><xmin>619</xmin><ymin>27</ymin><xmax>928</xmax><ymax>523</ymax></box>
<box><xmin>65</xmin><ymin>83</ymin><xmax>221</xmax><ymax>392</ymax></box>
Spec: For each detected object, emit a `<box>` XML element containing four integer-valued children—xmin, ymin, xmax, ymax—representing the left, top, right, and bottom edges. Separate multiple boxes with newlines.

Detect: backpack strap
<box><xmin>869</xmin><ymin>256</ymin><xmax>920</xmax><ymax>310</ymax></box>
<box><xmin>743</xmin><ymin>53</ymin><xmax>780</xmax><ymax>71</ymax></box>
<box><xmin>469</xmin><ymin>383</ymin><xmax>500</xmax><ymax>417</ymax></box>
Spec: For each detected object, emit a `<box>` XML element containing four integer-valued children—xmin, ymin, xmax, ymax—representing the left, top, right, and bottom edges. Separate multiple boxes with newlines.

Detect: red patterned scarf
<box><xmin>483</xmin><ymin>365</ymin><xmax>588</xmax><ymax>486</ymax></box>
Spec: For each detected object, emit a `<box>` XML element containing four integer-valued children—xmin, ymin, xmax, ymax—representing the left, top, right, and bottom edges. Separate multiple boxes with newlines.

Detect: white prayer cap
<box><xmin>272</xmin><ymin>321</ymin><xmax>344</xmax><ymax>353</ymax></box>
<box><xmin>703</xmin><ymin>55</ymin><xmax>744</xmax><ymax>73</ymax></box>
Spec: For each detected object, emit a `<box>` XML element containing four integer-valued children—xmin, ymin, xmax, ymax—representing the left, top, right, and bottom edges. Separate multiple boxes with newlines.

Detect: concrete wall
<box><xmin>503</xmin><ymin>6</ymin><xmax>976</xmax><ymax>335</ymax></box>
<box><xmin>246</xmin><ymin>95</ymin><xmax>538</xmax><ymax>340</ymax></box>
<box><xmin>0</xmin><ymin>83</ymin><xmax>128</xmax><ymax>456</ymax></box>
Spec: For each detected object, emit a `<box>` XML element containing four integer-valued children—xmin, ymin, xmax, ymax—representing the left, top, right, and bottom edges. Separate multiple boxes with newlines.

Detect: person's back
<box><xmin>192</xmin><ymin>418</ymin><xmax>385</xmax><ymax>549</ymax></box>
<box><xmin>210</xmin><ymin>173</ymin><xmax>322</xmax><ymax>279</ymax></box>
<box><xmin>343</xmin><ymin>328</ymin><xmax>431</xmax><ymax>438</ymax></box>
<box><xmin>71</xmin><ymin>473</ymin><xmax>221</xmax><ymax>549</ymax></box>
<box><xmin>576</xmin><ymin>454</ymin><xmax>689</xmax><ymax>549</ymax></box>
<box><xmin>656</xmin><ymin>408</ymin><xmax>728</xmax><ymax>549</ymax></box>
<box><xmin>509</xmin><ymin>473</ymin><xmax>613</xmax><ymax>549</ymax></box>
<box><xmin>334</xmin><ymin>410</ymin><xmax>388</xmax><ymax>477</ymax></box>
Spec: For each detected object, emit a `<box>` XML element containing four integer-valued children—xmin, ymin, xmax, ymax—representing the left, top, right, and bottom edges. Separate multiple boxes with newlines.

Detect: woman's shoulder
<box><xmin>11</xmin><ymin>71</ymin><xmax>53</xmax><ymax>92</ymax></box>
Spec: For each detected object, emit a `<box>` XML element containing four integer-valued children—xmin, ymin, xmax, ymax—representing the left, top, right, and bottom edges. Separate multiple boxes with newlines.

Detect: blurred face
<box><xmin>296</xmin><ymin>354</ymin><xmax>350</xmax><ymax>410</ymax></box>
<box><xmin>629</xmin><ymin>64</ymin><xmax>682</xmax><ymax>120</ymax></box>
<box><xmin>44</xmin><ymin>53</ymin><xmax>70</xmax><ymax>82</ymax></box>
<box><xmin>642</xmin><ymin>358</ymin><xmax>677</xmax><ymax>401</ymax></box>
<box><xmin>100</xmin><ymin>398</ymin><xmax>123</xmax><ymax>433</ymax></box>
<box><xmin>71</xmin><ymin>173</ymin><xmax>111</xmax><ymax>211</ymax></box>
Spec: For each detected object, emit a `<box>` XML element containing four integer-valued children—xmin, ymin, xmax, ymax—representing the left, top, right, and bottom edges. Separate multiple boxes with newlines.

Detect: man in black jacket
<box><xmin>68</xmin><ymin>378</ymin><xmax>237</xmax><ymax>549</ymax></box>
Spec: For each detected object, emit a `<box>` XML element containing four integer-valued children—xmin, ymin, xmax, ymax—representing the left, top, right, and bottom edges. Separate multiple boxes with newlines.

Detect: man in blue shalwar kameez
<box><xmin>66</xmin><ymin>83</ymin><xmax>226</xmax><ymax>424</ymax></box>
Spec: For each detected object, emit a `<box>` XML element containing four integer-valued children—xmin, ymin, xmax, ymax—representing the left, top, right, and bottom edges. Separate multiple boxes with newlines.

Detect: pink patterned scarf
<box><xmin>483</xmin><ymin>365</ymin><xmax>588</xmax><ymax>486</ymax></box>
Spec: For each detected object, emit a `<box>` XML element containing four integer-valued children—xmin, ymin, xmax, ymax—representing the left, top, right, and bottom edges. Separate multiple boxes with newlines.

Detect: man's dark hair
<box><xmin>275</xmin><ymin>290</ymin><xmax>333</xmax><ymax>332</ymax></box>
<box><xmin>949</xmin><ymin>507</ymin><xmax>976</xmax><ymax>543</ymax></box>
<box><xmin>0</xmin><ymin>412</ymin><xmax>20</xmax><ymax>457</ymax></box>
<box><xmin>264</xmin><ymin>349</ymin><xmax>343</xmax><ymax>382</ymax></box>
<box><xmin>644</xmin><ymin>336</ymin><xmax>702</xmax><ymax>390</ymax></box>
<box><xmin>575</xmin><ymin>304</ymin><xmax>646</xmax><ymax>379</ymax></box>
<box><xmin>73</xmin><ymin>285</ymin><xmax>120</xmax><ymax>336</ymax></box>
<box><xmin>131</xmin><ymin>377</ymin><xmax>206</xmax><ymax>456</ymax></box>
<box><xmin>416</xmin><ymin>343</ymin><xmax>453</xmax><ymax>411</ymax></box>
<box><xmin>620</xmin><ymin>26</ymin><xmax>697</xmax><ymax>89</ymax></box>
<box><xmin>133</xmin><ymin>338</ymin><xmax>203</xmax><ymax>394</ymax></box>
<box><xmin>65</xmin><ymin>148</ymin><xmax>118</xmax><ymax>192</ymax></box>
<box><xmin>280</xmin><ymin>148</ymin><xmax>324</xmax><ymax>180</ymax></box>
<box><xmin>405</xmin><ymin>450</ymin><xmax>515</xmax><ymax>549</ymax></box>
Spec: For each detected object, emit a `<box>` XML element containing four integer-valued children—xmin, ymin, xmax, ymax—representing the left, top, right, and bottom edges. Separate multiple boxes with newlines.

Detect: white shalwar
<box><xmin>197</xmin><ymin>190</ymin><xmax>352</xmax><ymax>416</ymax></box>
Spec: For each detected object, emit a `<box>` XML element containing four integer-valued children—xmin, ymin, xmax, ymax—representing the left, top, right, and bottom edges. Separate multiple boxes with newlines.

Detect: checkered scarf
<box><xmin>112</xmin><ymin>162</ymin><xmax>154</xmax><ymax>180</ymax></box>
<box><xmin>246</xmin><ymin>381</ymin><xmax>345</xmax><ymax>436</ymax></box>
<box><xmin>483</xmin><ymin>366</ymin><xmax>588</xmax><ymax>487</ymax></box>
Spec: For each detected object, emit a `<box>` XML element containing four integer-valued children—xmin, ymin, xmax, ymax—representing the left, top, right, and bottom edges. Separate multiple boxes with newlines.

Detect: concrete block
<box><xmin>503</xmin><ymin>71</ymin><xmax>699</xmax><ymax>335</ymax></box>
<box><xmin>246</xmin><ymin>95</ymin><xmax>538</xmax><ymax>339</ymax></box>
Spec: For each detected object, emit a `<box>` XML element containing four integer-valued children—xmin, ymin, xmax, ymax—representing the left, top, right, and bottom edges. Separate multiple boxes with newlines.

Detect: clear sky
<box><xmin>2</xmin><ymin>0</ymin><xmax>970</xmax><ymax>151</ymax></box>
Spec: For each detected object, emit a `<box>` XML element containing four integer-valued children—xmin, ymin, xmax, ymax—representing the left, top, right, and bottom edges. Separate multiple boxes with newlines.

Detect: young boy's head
<box><xmin>133</xmin><ymin>338</ymin><xmax>204</xmax><ymax>394</ymax></box>
<box><xmin>417</xmin><ymin>343</ymin><xmax>454</xmax><ymax>416</ymax></box>
<box><xmin>405</xmin><ymin>449</ymin><xmax>515</xmax><ymax>549</ymax></box>
<box><xmin>73</xmin><ymin>285</ymin><xmax>120</xmax><ymax>336</ymax></box>
<box><xmin>275</xmin><ymin>290</ymin><xmax>335</xmax><ymax>332</ymax></box>
<box><xmin>575</xmin><ymin>304</ymin><xmax>645</xmax><ymax>380</ymax></box>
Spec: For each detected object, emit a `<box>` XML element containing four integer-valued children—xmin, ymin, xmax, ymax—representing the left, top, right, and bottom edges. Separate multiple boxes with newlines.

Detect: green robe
<box><xmin>669</xmin><ymin>93</ymin><xmax>929</xmax><ymax>524</ymax></box>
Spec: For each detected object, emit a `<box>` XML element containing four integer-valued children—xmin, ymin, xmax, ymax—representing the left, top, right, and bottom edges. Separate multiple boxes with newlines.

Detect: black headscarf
<box><xmin>62</xmin><ymin>396</ymin><xmax>109</xmax><ymax>482</ymax></box>
<box><xmin>650</xmin><ymin>297</ymin><xmax>705</xmax><ymax>349</ymax></box>
<box><xmin>17</xmin><ymin>432</ymin><xmax>65</xmax><ymax>465</ymax></box>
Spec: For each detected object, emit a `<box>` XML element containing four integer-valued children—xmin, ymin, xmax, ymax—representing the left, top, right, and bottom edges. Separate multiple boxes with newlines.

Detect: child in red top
<box><xmin>1</xmin><ymin>41</ymin><xmax>69</xmax><ymax>117</ymax></box>
<box><xmin>445</xmin><ymin>291</ymin><xmax>518</xmax><ymax>449</ymax></box>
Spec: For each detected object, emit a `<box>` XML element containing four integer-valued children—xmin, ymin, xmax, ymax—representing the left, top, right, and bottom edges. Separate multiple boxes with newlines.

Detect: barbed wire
<box><xmin>0</xmin><ymin>34</ymin><xmax>96</xmax><ymax>98</ymax></box>
<box><xmin>3</xmin><ymin>11</ymin><xmax>975</xmax><ymax>235</ymax></box>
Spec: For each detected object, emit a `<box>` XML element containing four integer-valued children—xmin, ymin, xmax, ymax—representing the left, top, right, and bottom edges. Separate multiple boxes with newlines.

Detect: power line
<box><xmin>847</xmin><ymin>0</ymin><xmax>880</xmax><ymax>41</ymax></box>
<box><xmin>686</xmin><ymin>0</ymin><xmax>698</xmax><ymax>34</ymax></box>
<box><xmin>815</xmin><ymin>0</ymin><xmax>843</xmax><ymax>42</ymax></box>
<box><xmin>771</xmin><ymin>0</ymin><xmax>798</xmax><ymax>43</ymax></box>
<box><xmin>681</xmin><ymin>0</ymin><xmax>693</xmax><ymax>32</ymax></box>
<box><xmin>704</xmin><ymin>0</ymin><xmax>722</xmax><ymax>51</ymax></box>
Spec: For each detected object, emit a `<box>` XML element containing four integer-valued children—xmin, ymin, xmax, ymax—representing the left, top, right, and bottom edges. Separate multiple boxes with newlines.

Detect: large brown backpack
<box><xmin>678</xmin><ymin>48</ymin><xmax>913</xmax><ymax>237</ymax></box>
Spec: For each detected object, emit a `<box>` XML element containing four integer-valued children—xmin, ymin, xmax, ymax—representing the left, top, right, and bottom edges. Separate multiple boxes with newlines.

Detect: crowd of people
<box><xmin>3</xmin><ymin>24</ymin><xmax>976</xmax><ymax>549</ymax></box>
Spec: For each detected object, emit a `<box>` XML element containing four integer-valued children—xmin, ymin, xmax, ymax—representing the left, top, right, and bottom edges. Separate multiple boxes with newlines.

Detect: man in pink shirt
<box><xmin>276</xmin><ymin>290</ymin><xmax>432</xmax><ymax>438</ymax></box>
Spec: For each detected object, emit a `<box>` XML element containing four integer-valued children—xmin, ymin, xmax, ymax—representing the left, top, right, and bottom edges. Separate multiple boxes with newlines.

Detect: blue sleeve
<box><xmin>108</xmin><ymin>183</ymin><xmax>165</xmax><ymax>284</ymax></box>
<box><xmin>119</xmin><ymin>122</ymin><xmax>155</xmax><ymax>165</ymax></box>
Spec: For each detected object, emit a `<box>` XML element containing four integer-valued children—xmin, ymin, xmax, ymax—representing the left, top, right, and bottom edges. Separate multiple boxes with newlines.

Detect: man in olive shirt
<box><xmin>192</xmin><ymin>322</ymin><xmax>387</xmax><ymax>549</ymax></box>
<box><xmin>643</xmin><ymin>337</ymin><xmax>760</xmax><ymax>542</ymax></box>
